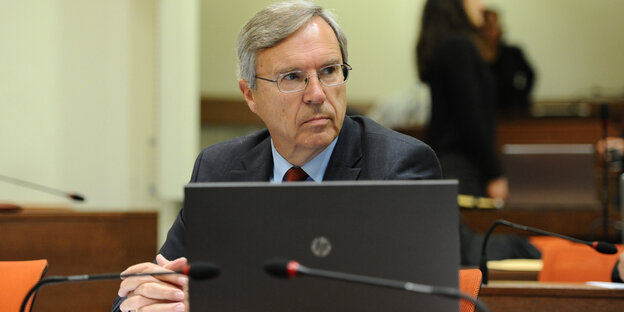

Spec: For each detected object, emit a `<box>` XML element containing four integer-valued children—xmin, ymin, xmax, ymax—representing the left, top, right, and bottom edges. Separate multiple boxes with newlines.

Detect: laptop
<box><xmin>502</xmin><ymin>144</ymin><xmax>599</xmax><ymax>209</ymax></box>
<box><xmin>184</xmin><ymin>180</ymin><xmax>459</xmax><ymax>311</ymax></box>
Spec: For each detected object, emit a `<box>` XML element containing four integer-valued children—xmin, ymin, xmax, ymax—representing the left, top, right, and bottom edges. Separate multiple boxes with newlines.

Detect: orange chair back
<box><xmin>0</xmin><ymin>259</ymin><xmax>48</xmax><ymax>312</ymax></box>
<box><xmin>459</xmin><ymin>268</ymin><xmax>482</xmax><ymax>312</ymax></box>
<box><xmin>538</xmin><ymin>240</ymin><xmax>623</xmax><ymax>282</ymax></box>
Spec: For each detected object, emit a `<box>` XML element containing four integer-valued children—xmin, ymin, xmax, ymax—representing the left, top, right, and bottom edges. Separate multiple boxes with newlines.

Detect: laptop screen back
<box><xmin>503</xmin><ymin>144</ymin><xmax>598</xmax><ymax>209</ymax></box>
<box><xmin>184</xmin><ymin>180</ymin><xmax>459</xmax><ymax>311</ymax></box>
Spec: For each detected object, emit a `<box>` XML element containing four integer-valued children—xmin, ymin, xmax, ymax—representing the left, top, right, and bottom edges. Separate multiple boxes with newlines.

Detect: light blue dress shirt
<box><xmin>270</xmin><ymin>137</ymin><xmax>338</xmax><ymax>183</ymax></box>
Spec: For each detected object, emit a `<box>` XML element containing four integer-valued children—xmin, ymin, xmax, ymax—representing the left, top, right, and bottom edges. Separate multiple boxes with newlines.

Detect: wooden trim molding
<box><xmin>200</xmin><ymin>97</ymin><xmax>262</xmax><ymax>125</ymax></box>
<box><xmin>200</xmin><ymin>97</ymin><xmax>373</xmax><ymax>126</ymax></box>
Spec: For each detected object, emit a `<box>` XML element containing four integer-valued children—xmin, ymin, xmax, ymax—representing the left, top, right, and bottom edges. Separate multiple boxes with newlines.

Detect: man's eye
<box><xmin>282</xmin><ymin>72</ymin><xmax>302</xmax><ymax>81</ymax></box>
<box><xmin>320</xmin><ymin>66</ymin><xmax>336</xmax><ymax>75</ymax></box>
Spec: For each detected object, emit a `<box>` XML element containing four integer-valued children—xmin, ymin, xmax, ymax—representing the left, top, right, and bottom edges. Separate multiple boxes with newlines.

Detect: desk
<box><xmin>480</xmin><ymin>281</ymin><xmax>624</xmax><ymax>311</ymax></box>
<box><xmin>0</xmin><ymin>208</ymin><xmax>157</xmax><ymax>311</ymax></box>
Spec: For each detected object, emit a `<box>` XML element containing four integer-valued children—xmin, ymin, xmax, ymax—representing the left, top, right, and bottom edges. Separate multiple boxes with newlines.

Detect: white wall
<box><xmin>1</xmin><ymin>1</ymin><xmax>160</xmax><ymax>209</ymax></box>
<box><xmin>1</xmin><ymin>1</ymin><xmax>64</xmax><ymax>204</ymax></box>
<box><xmin>200</xmin><ymin>0</ymin><xmax>624</xmax><ymax>103</ymax></box>
<box><xmin>1</xmin><ymin>1</ymin><xmax>199</xmax><ymax>246</ymax></box>
<box><xmin>488</xmin><ymin>0</ymin><xmax>624</xmax><ymax>99</ymax></box>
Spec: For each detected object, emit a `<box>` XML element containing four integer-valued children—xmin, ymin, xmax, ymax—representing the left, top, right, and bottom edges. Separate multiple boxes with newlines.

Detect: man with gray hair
<box><xmin>113</xmin><ymin>1</ymin><xmax>440</xmax><ymax>311</ymax></box>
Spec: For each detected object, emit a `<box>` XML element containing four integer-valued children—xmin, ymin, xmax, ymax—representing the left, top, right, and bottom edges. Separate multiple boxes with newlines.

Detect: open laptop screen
<box><xmin>184</xmin><ymin>180</ymin><xmax>459</xmax><ymax>311</ymax></box>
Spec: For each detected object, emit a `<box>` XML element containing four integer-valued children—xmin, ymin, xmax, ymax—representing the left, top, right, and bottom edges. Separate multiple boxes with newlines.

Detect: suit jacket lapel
<box><xmin>227</xmin><ymin>117</ymin><xmax>362</xmax><ymax>182</ymax></box>
<box><xmin>324</xmin><ymin>116</ymin><xmax>362</xmax><ymax>181</ymax></box>
<box><xmin>229</xmin><ymin>135</ymin><xmax>273</xmax><ymax>181</ymax></box>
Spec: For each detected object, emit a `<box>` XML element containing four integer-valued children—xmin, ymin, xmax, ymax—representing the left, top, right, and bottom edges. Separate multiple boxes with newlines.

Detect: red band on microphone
<box><xmin>182</xmin><ymin>265</ymin><xmax>190</xmax><ymax>276</ymax></box>
<box><xmin>286</xmin><ymin>261</ymin><xmax>300</xmax><ymax>278</ymax></box>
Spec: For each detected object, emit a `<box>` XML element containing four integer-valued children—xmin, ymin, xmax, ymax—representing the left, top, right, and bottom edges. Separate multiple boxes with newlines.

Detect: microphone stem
<box><xmin>299</xmin><ymin>265</ymin><xmax>430</xmax><ymax>292</ymax></box>
<box><xmin>299</xmin><ymin>265</ymin><xmax>489</xmax><ymax>312</ymax></box>
<box><xmin>479</xmin><ymin>219</ymin><xmax>608</xmax><ymax>284</ymax></box>
<box><xmin>0</xmin><ymin>174</ymin><xmax>83</xmax><ymax>200</ymax></box>
<box><xmin>497</xmin><ymin>220</ymin><xmax>588</xmax><ymax>245</ymax></box>
<box><xmin>20</xmin><ymin>277</ymin><xmax>65</xmax><ymax>312</ymax></box>
<box><xmin>479</xmin><ymin>219</ymin><xmax>503</xmax><ymax>285</ymax></box>
<box><xmin>20</xmin><ymin>271</ymin><xmax>184</xmax><ymax>312</ymax></box>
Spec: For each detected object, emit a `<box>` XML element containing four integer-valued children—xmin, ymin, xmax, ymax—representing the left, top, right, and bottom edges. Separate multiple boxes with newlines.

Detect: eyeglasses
<box><xmin>255</xmin><ymin>63</ymin><xmax>352</xmax><ymax>93</ymax></box>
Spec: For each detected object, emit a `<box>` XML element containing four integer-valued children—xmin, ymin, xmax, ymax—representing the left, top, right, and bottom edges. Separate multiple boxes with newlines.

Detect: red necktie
<box><xmin>284</xmin><ymin>167</ymin><xmax>309</xmax><ymax>182</ymax></box>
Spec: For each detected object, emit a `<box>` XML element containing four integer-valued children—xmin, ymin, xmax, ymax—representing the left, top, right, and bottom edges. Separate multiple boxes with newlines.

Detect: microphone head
<box><xmin>592</xmin><ymin>241</ymin><xmax>618</xmax><ymax>254</ymax></box>
<box><xmin>264</xmin><ymin>258</ymin><xmax>299</xmax><ymax>278</ymax></box>
<box><xmin>185</xmin><ymin>262</ymin><xmax>220</xmax><ymax>280</ymax></box>
<box><xmin>68</xmin><ymin>193</ymin><xmax>85</xmax><ymax>201</ymax></box>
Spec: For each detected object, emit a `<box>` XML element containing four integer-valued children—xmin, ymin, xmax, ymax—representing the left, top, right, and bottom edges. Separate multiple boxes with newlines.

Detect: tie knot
<box><xmin>284</xmin><ymin>167</ymin><xmax>309</xmax><ymax>182</ymax></box>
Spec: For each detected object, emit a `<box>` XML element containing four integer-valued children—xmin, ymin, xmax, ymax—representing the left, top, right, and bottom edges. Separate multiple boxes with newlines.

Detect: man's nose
<box><xmin>303</xmin><ymin>75</ymin><xmax>326</xmax><ymax>105</ymax></box>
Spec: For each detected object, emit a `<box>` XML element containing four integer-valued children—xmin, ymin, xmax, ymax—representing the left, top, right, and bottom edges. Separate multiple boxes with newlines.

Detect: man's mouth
<box><xmin>303</xmin><ymin>116</ymin><xmax>330</xmax><ymax>125</ymax></box>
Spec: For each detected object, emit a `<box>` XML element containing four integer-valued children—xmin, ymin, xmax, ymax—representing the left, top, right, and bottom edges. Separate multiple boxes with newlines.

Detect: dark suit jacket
<box><xmin>112</xmin><ymin>115</ymin><xmax>441</xmax><ymax>311</ymax></box>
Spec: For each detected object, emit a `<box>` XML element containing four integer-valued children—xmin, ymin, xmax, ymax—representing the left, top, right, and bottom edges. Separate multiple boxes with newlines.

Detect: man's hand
<box><xmin>487</xmin><ymin>177</ymin><xmax>508</xmax><ymax>201</ymax></box>
<box><xmin>118</xmin><ymin>254</ymin><xmax>189</xmax><ymax>312</ymax></box>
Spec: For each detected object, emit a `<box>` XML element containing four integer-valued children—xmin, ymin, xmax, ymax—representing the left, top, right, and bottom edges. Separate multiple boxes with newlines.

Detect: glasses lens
<box><xmin>277</xmin><ymin>71</ymin><xmax>307</xmax><ymax>92</ymax></box>
<box><xmin>319</xmin><ymin>64</ymin><xmax>349</xmax><ymax>86</ymax></box>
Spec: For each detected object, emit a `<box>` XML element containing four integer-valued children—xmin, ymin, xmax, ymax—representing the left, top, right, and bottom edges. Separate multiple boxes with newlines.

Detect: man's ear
<box><xmin>239</xmin><ymin>79</ymin><xmax>257</xmax><ymax>114</ymax></box>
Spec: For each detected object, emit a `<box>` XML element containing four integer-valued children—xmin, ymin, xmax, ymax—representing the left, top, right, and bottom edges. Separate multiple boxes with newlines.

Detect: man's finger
<box><xmin>121</xmin><ymin>261</ymin><xmax>164</xmax><ymax>277</ymax></box>
<box><xmin>161</xmin><ymin>255</ymin><xmax>188</xmax><ymax>271</ymax></box>
<box><xmin>134</xmin><ymin>281</ymin><xmax>186</xmax><ymax>302</ymax></box>
<box><xmin>119</xmin><ymin>293</ymin><xmax>158</xmax><ymax>312</ymax></box>
<box><xmin>155</xmin><ymin>254</ymin><xmax>169</xmax><ymax>267</ymax></box>
<box><xmin>118</xmin><ymin>273</ymin><xmax>185</xmax><ymax>297</ymax></box>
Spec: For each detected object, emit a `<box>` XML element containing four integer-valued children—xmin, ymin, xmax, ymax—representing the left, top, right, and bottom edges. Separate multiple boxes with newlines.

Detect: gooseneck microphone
<box><xmin>479</xmin><ymin>219</ymin><xmax>618</xmax><ymax>284</ymax></box>
<box><xmin>20</xmin><ymin>262</ymin><xmax>220</xmax><ymax>312</ymax></box>
<box><xmin>264</xmin><ymin>258</ymin><xmax>489</xmax><ymax>312</ymax></box>
<box><xmin>0</xmin><ymin>174</ymin><xmax>86</xmax><ymax>202</ymax></box>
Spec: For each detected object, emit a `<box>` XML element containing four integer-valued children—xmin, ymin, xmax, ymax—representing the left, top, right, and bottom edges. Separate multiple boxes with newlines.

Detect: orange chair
<box><xmin>0</xmin><ymin>259</ymin><xmax>48</xmax><ymax>312</ymax></box>
<box><xmin>533</xmin><ymin>237</ymin><xmax>623</xmax><ymax>282</ymax></box>
<box><xmin>459</xmin><ymin>268</ymin><xmax>482</xmax><ymax>312</ymax></box>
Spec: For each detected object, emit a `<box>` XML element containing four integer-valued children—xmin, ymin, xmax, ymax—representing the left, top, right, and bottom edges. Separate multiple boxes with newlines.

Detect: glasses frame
<box><xmin>255</xmin><ymin>63</ymin><xmax>352</xmax><ymax>94</ymax></box>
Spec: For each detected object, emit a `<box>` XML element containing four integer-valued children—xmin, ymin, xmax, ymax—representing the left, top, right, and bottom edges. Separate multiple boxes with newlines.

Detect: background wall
<box><xmin>1</xmin><ymin>0</ymin><xmax>159</xmax><ymax>208</ymax></box>
<box><xmin>201</xmin><ymin>0</ymin><xmax>624</xmax><ymax>103</ymax></box>
<box><xmin>0</xmin><ymin>0</ymin><xmax>198</xmax><ymax>246</ymax></box>
<box><xmin>488</xmin><ymin>0</ymin><xmax>624</xmax><ymax>99</ymax></box>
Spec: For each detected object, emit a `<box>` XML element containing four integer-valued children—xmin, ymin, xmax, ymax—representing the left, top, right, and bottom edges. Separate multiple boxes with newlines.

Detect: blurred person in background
<box><xmin>416</xmin><ymin>0</ymin><xmax>541</xmax><ymax>266</ymax></box>
<box><xmin>416</xmin><ymin>0</ymin><xmax>507</xmax><ymax>201</ymax></box>
<box><xmin>480</xmin><ymin>8</ymin><xmax>535</xmax><ymax>118</ymax></box>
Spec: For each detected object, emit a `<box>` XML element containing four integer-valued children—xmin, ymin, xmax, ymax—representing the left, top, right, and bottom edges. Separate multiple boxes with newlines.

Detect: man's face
<box><xmin>239</xmin><ymin>16</ymin><xmax>347</xmax><ymax>165</ymax></box>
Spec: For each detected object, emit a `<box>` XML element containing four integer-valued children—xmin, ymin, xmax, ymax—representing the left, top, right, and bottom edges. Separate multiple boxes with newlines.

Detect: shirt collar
<box><xmin>270</xmin><ymin>137</ymin><xmax>338</xmax><ymax>183</ymax></box>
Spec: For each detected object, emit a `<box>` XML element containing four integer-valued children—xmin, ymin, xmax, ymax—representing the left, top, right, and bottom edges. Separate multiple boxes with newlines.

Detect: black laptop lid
<box><xmin>184</xmin><ymin>180</ymin><xmax>459</xmax><ymax>311</ymax></box>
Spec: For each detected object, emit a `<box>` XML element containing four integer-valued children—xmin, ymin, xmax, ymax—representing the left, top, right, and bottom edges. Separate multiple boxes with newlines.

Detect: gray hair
<box><xmin>236</xmin><ymin>0</ymin><xmax>348</xmax><ymax>90</ymax></box>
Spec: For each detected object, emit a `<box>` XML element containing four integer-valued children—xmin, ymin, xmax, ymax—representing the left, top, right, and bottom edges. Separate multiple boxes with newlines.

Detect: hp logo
<box><xmin>310</xmin><ymin>236</ymin><xmax>332</xmax><ymax>257</ymax></box>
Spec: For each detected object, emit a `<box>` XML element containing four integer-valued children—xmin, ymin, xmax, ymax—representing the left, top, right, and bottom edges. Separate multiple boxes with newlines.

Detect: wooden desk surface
<box><xmin>480</xmin><ymin>281</ymin><xmax>624</xmax><ymax>311</ymax></box>
<box><xmin>0</xmin><ymin>208</ymin><xmax>157</xmax><ymax>311</ymax></box>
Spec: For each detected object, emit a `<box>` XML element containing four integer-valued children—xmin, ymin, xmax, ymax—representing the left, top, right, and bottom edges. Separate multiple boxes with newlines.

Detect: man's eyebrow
<box><xmin>275</xmin><ymin>59</ymin><xmax>343</xmax><ymax>75</ymax></box>
<box><xmin>322</xmin><ymin>59</ymin><xmax>342</xmax><ymax>67</ymax></box>
<box><xmin>275</xmin><ymin>66</ymin><xmax>300</xmax><ymax>75</ymax></box>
